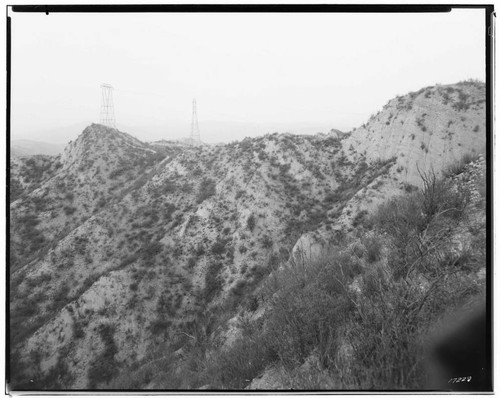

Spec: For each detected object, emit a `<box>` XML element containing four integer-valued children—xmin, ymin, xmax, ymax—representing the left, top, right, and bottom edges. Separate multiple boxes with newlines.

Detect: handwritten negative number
<box><xmin>448</xmin><ymin>376</ymin><xmax>472</xmax><ymax>383</ymax></box>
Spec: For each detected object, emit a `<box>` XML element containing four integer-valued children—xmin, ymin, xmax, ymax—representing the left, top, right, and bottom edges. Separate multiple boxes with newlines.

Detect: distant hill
<box><xmin>12</xmin><ymin>121</ymin><xmax>92</xmax><ymax>147</ymax></box>
<box><xmin>11</xmin><ymin>140</ymin><xmax>65</xmax><ymax>157</ymax></box>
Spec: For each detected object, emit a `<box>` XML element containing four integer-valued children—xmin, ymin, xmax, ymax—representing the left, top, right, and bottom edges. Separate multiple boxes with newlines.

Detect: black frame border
<box><xmin>5</xmin><ymin>3</ymin><xmax>495</xmax><ymax>394</ymax></box>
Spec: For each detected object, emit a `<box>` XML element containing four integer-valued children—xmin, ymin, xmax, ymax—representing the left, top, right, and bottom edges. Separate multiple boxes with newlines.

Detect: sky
<box><xmin>9</xmin><ymin>8</ymin><xmax>486</xmax><ymax>144</ymax></box>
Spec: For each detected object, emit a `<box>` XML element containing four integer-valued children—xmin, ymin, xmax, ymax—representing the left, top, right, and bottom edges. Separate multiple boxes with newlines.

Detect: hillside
<box><xmin>344</xmin><ymin>80</ymin><xmax>485</xmax><ymax>180</ymax></box>
<box><xmin>9</xmin><ymin>80</ymin><xmax>488</xmax><ymax>391</ymax></box>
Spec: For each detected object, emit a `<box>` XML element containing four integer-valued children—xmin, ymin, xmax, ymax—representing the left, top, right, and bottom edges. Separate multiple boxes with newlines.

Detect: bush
<box><xmin>260</xmin><ymin>234</ymin><xmax>273</xmax><ymax>249</ymax></box>
<box><xmin>262</xmin><ymin>254</ymin><xmax>359</xmax><ymax>368</ymax></box>
<box><xmin>235</xmin><ymin>190</ymin><xmax>245</xmax><ymax>200</ymax></box>
<box><xmin>119</xmin><ymin>254</ymin><xmax>139</xmax><ymax>268</ymax></box>
<box><xmin>53</xmin><ymin>283</ymin><xmax>70</xmax><ymax>308</ymax></box>
<box><xmin>246</xmin><ymin>214</ymin><xmax>256</xmax><ymax>232</ymax></box>
<box><xmin>211</xmin><ymin>237</ymin><xmax>230</xmax><ymax>256</ymax></box>
<box><xmin>452</xmin><ymin>91</ymin><xmax>470</xmax><ymax>111</ymax></box>
<box><xmin>197</xmin><ymin>178</ymin><xmax>216</xmax><ymax>204</ymax></box>
<box><xmin>419</xmin><ymin>168</ymin><xmax>470</xmax><ymax>222</ymax></box>
<box><xmin>230</xmin><ymin>280</ymin><xmax>246</xmax><ymax>298</ymax></box>
<box><xmin>266</xmin><ymin>285</ymin><xmax>343</xmax><ymax>368</ymax></box>
<box><xmin>73</xmin><ymin>319</ymin><xmax>86</xmax><ymax>339</ymax></box>
<box><xmin>104</xmin><ymin>349</ymin><xmax>181</xmax><ymax>389</ymax></box>
<box><xmin>150</xmin><ymin>319</ymin><xmax>172</xmax><ymax>336</ymax></box>
<box><xmin>404</xmin><ymin>183</ymin><xmax>418</xmax><ymax>193</ymax></box>
<box><xmin>187</xmin><ymin>256</ymin><xmax>197</xmax><ymax>269</ymax></box>
<box><xmin>443</xmin><ymin>152</ymin><xmax>479</xmax><ymax>178</ymax></box>
<box><xmin>87</xmin><ymin>323</ymin><xmax>119</xmax><ymax>388</ymax></box>
<box><xmin>202</xmin><ymin>333</ymin><xmax>275</xmax><ymax>389</ymax></box>
<box><xmin>364</xmin><ymin>236</ymin><xmax>382</xmax><ymax>263</ymax></box>
<box><xmin>63</xmin><ymin>206</ymin><xmax>77</xmax><ymax>216</ymax></box>
<box><xmin>203</xmin><ymin>262</ymin><xmax>223</xmax><ymax>302</ymax></box>
<box><xmin>195</xmin><ymin>243</ymin><xmax>205</xmax><ymax>257</ymax></box>
<box><xmin>352</xmin><ymin>210</ymin><xmax>368</xmax><ymax>228</ymax></box>
<box><xmin>9</xmin><ymin>176</ymin><xmax>24</xmax><ymax>203</ymax></box>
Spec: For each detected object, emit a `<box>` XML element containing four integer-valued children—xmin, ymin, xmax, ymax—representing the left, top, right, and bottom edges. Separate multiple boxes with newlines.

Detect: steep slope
<box><xmin>290</xmin><ymin>80</ymin><xmax>486</xmax><ymax>259</ymax></box>
<box><xmin>11</xmin><ymin>129</ymin><xmax>386</xmax><ymax>389</ymax></box>
<box><xmin>9</xmin><ymin>124</ymin><xmax>172</xmax><ymax>273</ymax></box>
<box><xmin>10</xmin><ymin>155</ymin><xmax>63</xmax><ymax>203</ymax></box>
<box><xmin>227</xmin><ymin>155</ymin><xmax>487</xmax><ymax>391</ymax></box>
<box><xmin>9</xmin><ymin>81</ymin><xmax>487</xmax><ymax>390</ymax></box>
<box><xmin>344</xmin><ymin>81</ymin><xmax>484</xmax><ymax>219</ymax></box>
<box><xmin>343</xmin><ymin>80</ymin><xmax>485</xmax><ymax>183</ymax></box>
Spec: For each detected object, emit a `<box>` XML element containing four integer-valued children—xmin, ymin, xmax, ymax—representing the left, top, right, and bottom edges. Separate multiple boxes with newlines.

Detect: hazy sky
<box><xmin>10</xmin><ymin>8</ymin><xmax>485</xmax><ymax>143</ymax></box>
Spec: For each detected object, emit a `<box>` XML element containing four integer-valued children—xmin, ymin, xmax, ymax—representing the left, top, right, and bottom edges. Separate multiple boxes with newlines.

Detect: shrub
<box><xmin>230</xmin><ymin>280</ymin><xmax>247</xmax><ymax>298</ymax></box>
<box><xmin>196</xmin><ymin>178</ymin><xmax>216</xmax><ymax>204</ymax></box>
<box><xmin>238</xmin><ymin>138</ymin><xmax>253</xmax><ymax>151</ymax></box>
<box><xmin>87</xmin><ymin>323</ymin><xmax>119</xmax><ymax>388</ymax></box>
<box><xmin>404</xmin><ymin>183</ymin><xmax>418</xmax><ymax>193</ymax></box>
<box><xmin>9</xmin><ymin>176</ymin><xmax>24</xmax><ymax>203</ymax></box>
<box><xmin>180</xmin><ymin>182</ymin><xmax>193</xmax><ymax>193</ymax></box>
<box><xmin>352</xmin><ymin>210</ymin><xmax>368</xmax><ymax>228</ymax></box>
<box><xmin>63</xmin><ymin>206</ymin><xmax>77</xmax><ymax>216</ymax></box>
<box><xmin>419</xmin><ymin>168</ymin><xmax>470</xmax><ymax>222</ymax></box>
<box><xmin>204</xmin><ymin>262</ymin><xmax>223</xmax><ymax>302</ymax></box>
<box><xmin>202</xmin><ymin>332</ymin><xmax>275</xmax><ymax>389</ymax></box>
<box><xmin>226</xmin><ymin>244</ymin><xmax>235</xmax><ymax>262</ymax></box>
<box><xmin>211</xmin><ymin>237</ymin><xmax>230</xmax><ymax>256</ymax></box>
<box><xmin>279</xmin><ymin>163</ymin><xmax>291</xmax><ymax>175</ymax></box>
<box><xmin>120</xmin><ymin>254</ymin><xmax>139</xmax><ymax>268</ymax></box>
<box><xmin>246</xmin><ymin>214</ymin><xmax>256</xmax><ymax>232</ymax></box>
<box><xmin>140</xmin><ymin>241</ymin><xmax>163</xmax><ymax>265</ymax></box>
<box><xmin>15</xmin><ymin>297</ymin><xmax>38</xmax><ymax>318</ymax></box>
<box><xmin>53</xmin><ymin>283</ymin><xmax>70</xmax><ymax>308</ymax></box>
<box><xmin>187</xmin><ymin>256</ymin><xmax>197</xmax><ymax>269</ymax></box>
<box><xmin>192</xmin><ymin>167</ymin><xmax>203</xmax><ymax>176</ymax></box>
<box><xmin>452</xmin><ymin>91</ymin><xmax>470</xmax><ymax>111</ymax></box>
<box><xmin>104</xmin><ymin>349</ymin><xmax>181</xmax><ymax>389</ymax></box>
<box><xmin>150</xmin><ymin>319</ymin><xmax>172</xmax><ymax>336</ymax></box>
<box><xmin>73</xmin><ymin>318</ymin><xmax>86</xmax><ymax>339</ymax></box>
<box><xmin>364</xmin><ymin>236</ymin><xmax>382</xmax><ymax>263</ymax></box>
<box><xmin>195</xmin><ymin>243</ymin><xmax>205</xmax><ymax>257</ymax></box>
<box><xmin>96</xmin><ymin>198</ymin><xmax>106</xmax><ymax>208</ymax></box>
<box><xmin>260</xmin><ymin>252</ymin><xmax>361</xmax><ymax>368</ymax></box>
<box><xmin>443</xmin><ymin>152</ymin><xmax>479</xmax><ymax>178</ymax></box>
<box><xmin>260</xmin><ymin>235</ymin><xmax>273</xmax><ymax>249</ymax></box>
<box><xmin>235</xmin><ymin>190</ymin><xmax>245</xmax><ymax>200</ymax></box>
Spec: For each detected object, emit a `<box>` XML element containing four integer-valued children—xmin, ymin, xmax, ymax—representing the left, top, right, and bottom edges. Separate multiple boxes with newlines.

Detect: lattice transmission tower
<box><xmin>99</xmin><ymin>83</ymin><xmax>116</xmax><ymax>128</ymax></box>
<box><xmin>190</xmin><ymin>98</ymin><xmax>201</xmax><ymax>146</ymax></box>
